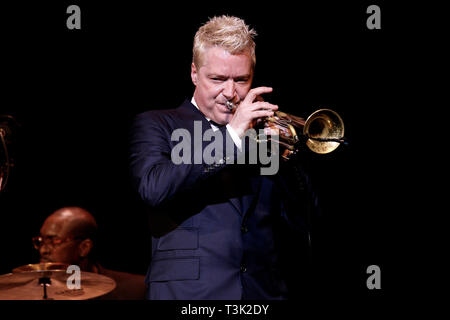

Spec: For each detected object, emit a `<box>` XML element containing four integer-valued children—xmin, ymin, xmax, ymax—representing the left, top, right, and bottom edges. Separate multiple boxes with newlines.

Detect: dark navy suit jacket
<box><xmin>129</xmin><ymin>100</ymin><xmax>315</xmax><ymax>300</ymax></box>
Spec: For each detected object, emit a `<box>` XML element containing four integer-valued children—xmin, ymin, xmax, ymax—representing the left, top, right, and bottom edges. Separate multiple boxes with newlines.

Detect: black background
<box><xmin>1</xmin><ymin>0</ymin><xmax>417</xmax><ymax>308</ymax></box>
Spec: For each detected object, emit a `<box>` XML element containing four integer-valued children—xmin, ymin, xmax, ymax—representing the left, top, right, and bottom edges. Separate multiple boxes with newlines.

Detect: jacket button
<box><xmin>240</xmin><ymin>265</ymin><xmax>247</xmax><ymax>273</ymax></box>
<box><xmin>241</xmin><ymin>225</ymin><xmax>248</xmax><ymax>233</ymax></box>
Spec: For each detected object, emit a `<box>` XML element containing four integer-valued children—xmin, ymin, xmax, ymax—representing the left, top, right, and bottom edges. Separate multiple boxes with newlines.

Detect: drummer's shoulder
<box><xmin>97</xmin><ymin>265</ymin><xmax>146</xmax><ymax>300</ymax></box>
<box><xmin>100</xmin><ymin>266</ymin><xmax>145</xmax><ymax>283</ymax></box>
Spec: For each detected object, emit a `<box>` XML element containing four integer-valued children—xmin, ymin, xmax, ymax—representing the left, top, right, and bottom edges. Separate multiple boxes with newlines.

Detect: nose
<box><xmin>39</xmin><ymin>243</ymin><xmax>52</xmax><ymax>258</ymax></box>
<box><xmin>222</xmin><ymin>79</ymin><xmax>236</xmax><ymax>100</ymax></box>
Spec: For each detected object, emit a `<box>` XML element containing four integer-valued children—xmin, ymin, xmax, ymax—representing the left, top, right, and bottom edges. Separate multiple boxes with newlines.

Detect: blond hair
<box><xmin>193</xmin><ymin>15</ymin><xmax>257</xmax><ymax>69</ymax></box>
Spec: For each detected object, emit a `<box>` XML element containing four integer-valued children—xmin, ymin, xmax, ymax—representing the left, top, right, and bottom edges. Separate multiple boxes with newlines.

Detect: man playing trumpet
<box><xmin>129</xmin><ymin>15</ymin><xmax>318</xmax><ymax>300</ymax></box>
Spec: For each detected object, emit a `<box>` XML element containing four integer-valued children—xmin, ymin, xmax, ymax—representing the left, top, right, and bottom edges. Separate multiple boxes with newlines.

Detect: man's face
<box><xmin>191</xmin><ymin>46</ymin><xmax>253</xmax><ymax>125</ymax></box>
<box><xmin>38</xmin><ymin>217</ymin><xmax>82</xmax><ymax>265</ymax></box>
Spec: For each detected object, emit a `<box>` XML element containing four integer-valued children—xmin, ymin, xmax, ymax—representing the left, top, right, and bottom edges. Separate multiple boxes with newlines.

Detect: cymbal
<box><xmin>13</xmin><ymin>262</ymin><xmax>69</xmax><ymax>273</ymax></box>
<box><xmin>0</xmin><ymin>263</ymin><xmax>116</xmax><ymax>300</ymax></box>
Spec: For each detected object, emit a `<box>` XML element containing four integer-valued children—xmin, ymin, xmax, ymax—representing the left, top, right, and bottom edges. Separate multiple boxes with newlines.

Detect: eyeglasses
<box><xmin>32</xmin><ymin>235</ymin><xmax>82</xmax><ymax>250</ymax></box>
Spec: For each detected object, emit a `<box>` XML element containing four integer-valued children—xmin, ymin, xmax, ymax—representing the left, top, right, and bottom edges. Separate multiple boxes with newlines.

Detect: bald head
<box><xmin>38</xmin><ymin>207</ymin><xmax>98</xmax><ymax>266</ymax></box>
<box><xmin>43</xmin><ymin>207</ymin><xmax>98</xmax><ymax>240</ymax></box>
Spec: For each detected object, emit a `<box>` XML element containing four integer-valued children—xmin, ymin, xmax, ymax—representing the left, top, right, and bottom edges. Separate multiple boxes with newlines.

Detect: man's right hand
<box><xmin>228</xmin><ymin>87</ymin><xmax>278</xmax><ymax>138</ymax></box>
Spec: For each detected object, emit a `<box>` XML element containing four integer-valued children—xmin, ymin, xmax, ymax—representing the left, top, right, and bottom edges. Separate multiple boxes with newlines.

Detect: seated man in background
<box><xmin>33</xmin><ymin>206</ymin><xmax>146</xmax><ymax>300</ymax></box>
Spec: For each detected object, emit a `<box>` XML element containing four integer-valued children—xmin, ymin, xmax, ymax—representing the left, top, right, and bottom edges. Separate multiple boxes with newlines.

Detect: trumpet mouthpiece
<box><xmin>225</xmin><ymin>101</ymin><xmax>236</xmax><ymax>111</ymax></box>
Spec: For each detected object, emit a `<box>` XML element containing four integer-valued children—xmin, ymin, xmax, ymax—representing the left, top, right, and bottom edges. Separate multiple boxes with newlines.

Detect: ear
<box><xmin>78</xmin><ymin>239</ymin><xmax>93</xmax><ymax>258</ymax></box>
<box><xmin>191</xmin><ymin>62</ymin><xmax>198</xmax><ymax>86</ymax></box>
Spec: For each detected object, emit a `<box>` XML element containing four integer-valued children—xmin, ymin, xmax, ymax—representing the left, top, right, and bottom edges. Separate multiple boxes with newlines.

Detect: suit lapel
<box><xmin>229</xmin><ymin>197</ymin><xmax>243</xmax><ymax>215</ymax></box>
<box><xmin>229</xmin><ymin>173</ymin><xmax>263</xmax><ymax>217</ymax></box>
<box><xmin>241</xmin><ymin>176</ymin><xmax>263</xmax><ymax>218</ymax></box>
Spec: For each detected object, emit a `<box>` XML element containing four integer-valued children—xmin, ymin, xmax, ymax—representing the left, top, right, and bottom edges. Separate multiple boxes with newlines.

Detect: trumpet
<box><xmin>225</xmin><ymin>101</ymin><xmax>346</xmax><ymax>159</ymax></box>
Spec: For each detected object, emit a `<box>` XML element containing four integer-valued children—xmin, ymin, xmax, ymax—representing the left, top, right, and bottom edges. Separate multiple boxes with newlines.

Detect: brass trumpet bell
<box><xmin>262</xmin><ymin>108</ymin><xmax>345</xmax><ymax>159</ymax></box>
<box><xmin>303</xmin><ymin>109</ymin><xmax>345</xmax><ymax>154</ymax></box>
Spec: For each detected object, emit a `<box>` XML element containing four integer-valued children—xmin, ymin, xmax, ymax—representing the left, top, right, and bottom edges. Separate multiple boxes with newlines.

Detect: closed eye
<box><xmin>235</xmin><ymin>77</ymin><xmax>250</xmax><ymax>83</ymax></box>
<box><xmin>210</xmin><ymin>77</ymin><xmax>226</xmax><ymax>82</ymax></box>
